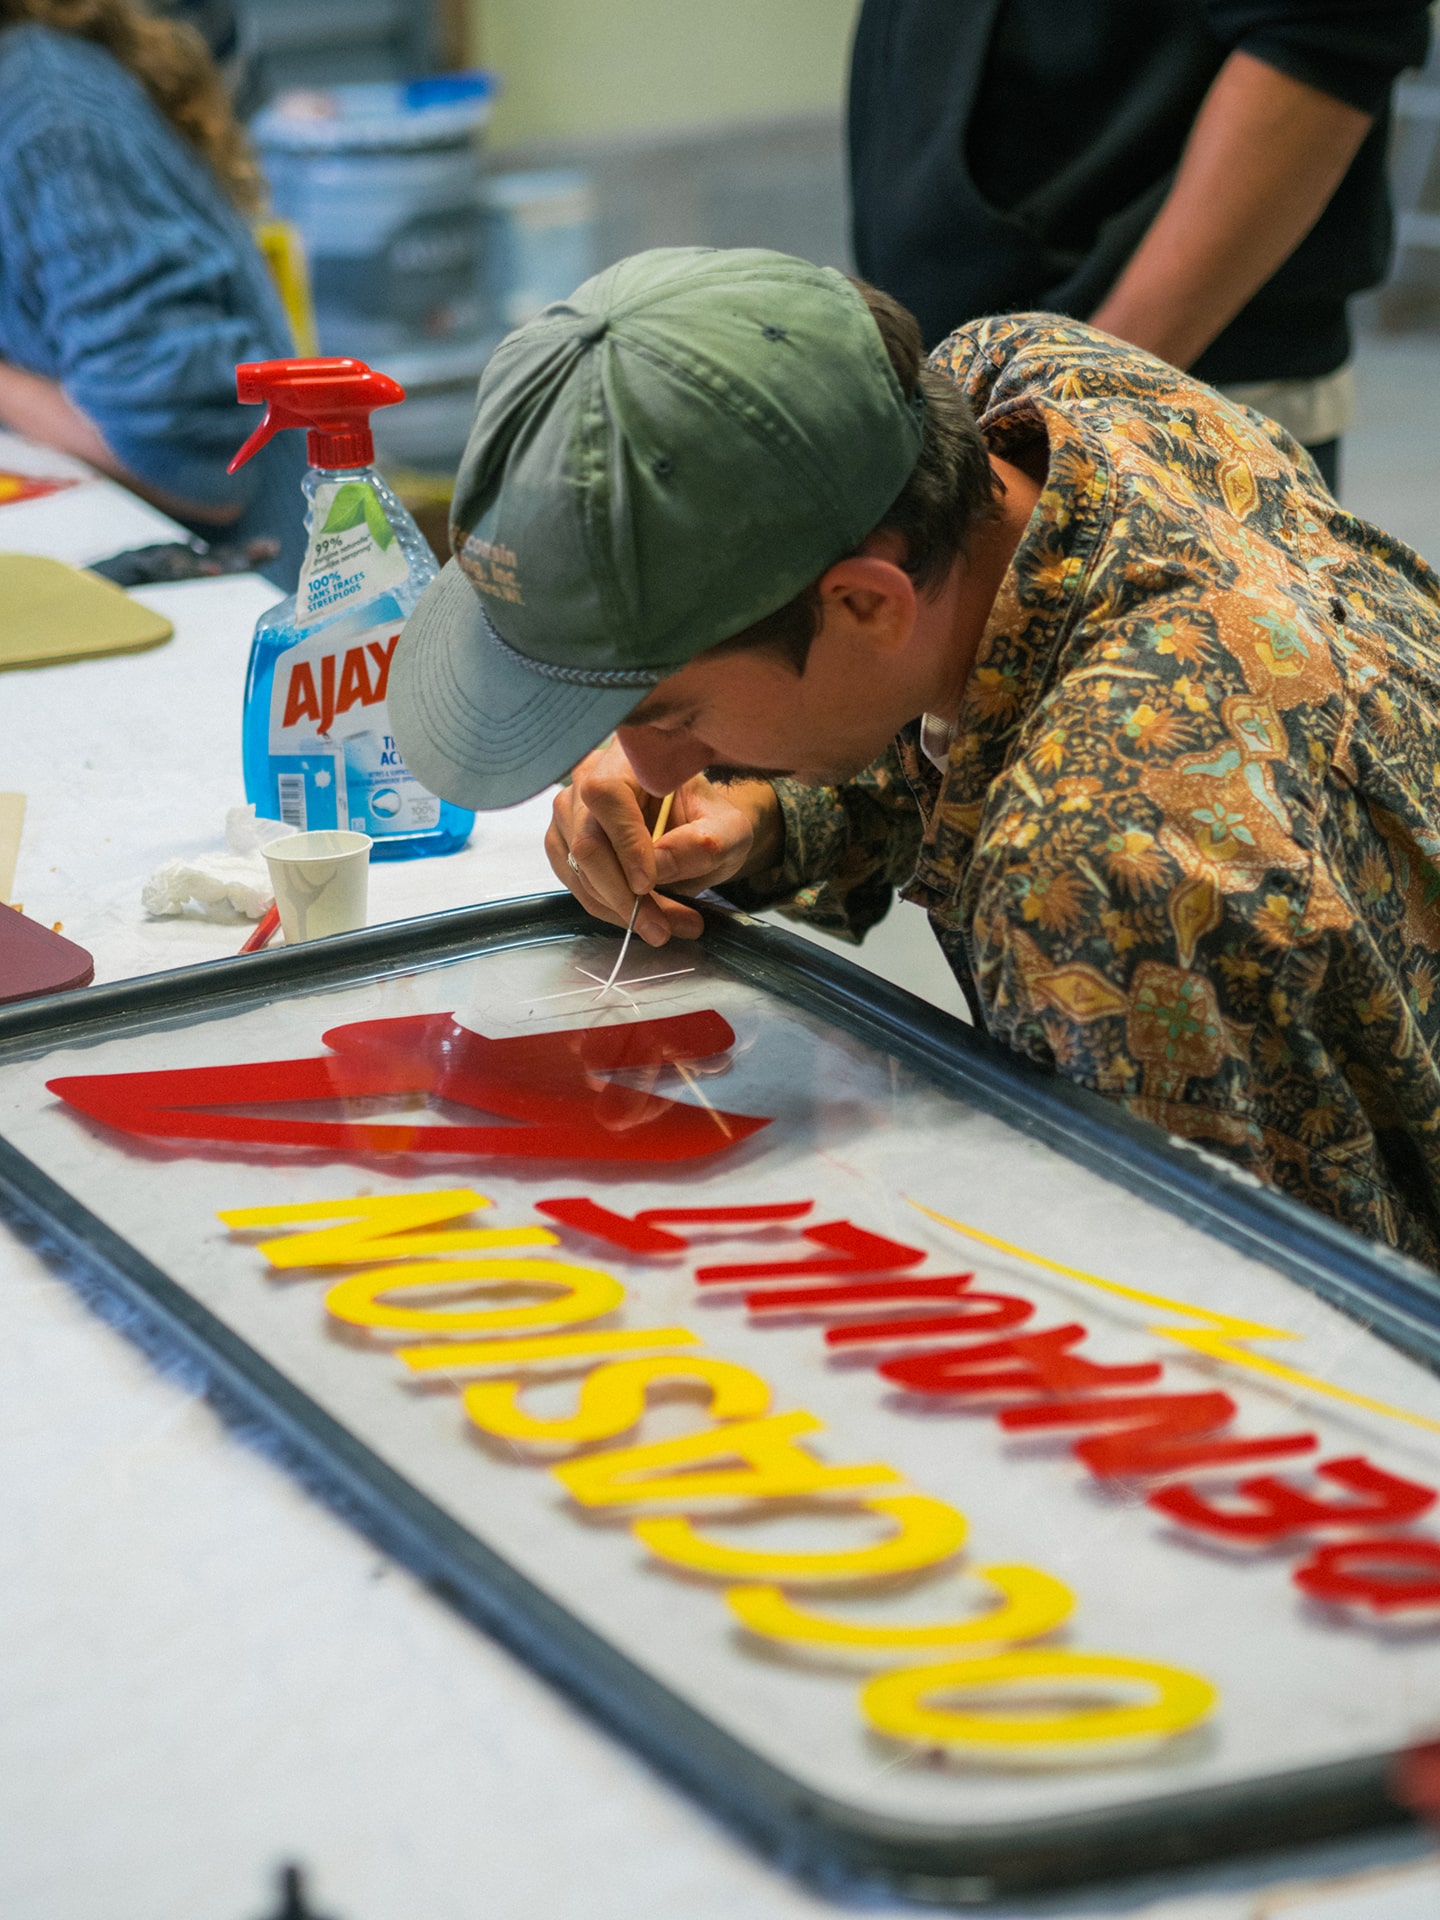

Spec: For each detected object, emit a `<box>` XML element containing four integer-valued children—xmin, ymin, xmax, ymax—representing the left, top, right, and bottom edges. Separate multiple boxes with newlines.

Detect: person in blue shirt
<box><xmin>0</xmin><ymin>0</ymin><xmax>305</xmax><ymax>585</ymax></box>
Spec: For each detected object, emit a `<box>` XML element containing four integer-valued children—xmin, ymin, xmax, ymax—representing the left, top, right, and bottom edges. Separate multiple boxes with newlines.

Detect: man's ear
<box><xmin>815</xmin><ymin>551</ymin><xmax>916</xmax><ymax>657</ymax></box>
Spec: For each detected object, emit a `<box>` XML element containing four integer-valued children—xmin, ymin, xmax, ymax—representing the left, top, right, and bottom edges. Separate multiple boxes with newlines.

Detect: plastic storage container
<box><xmin>253</xmin><ymin>75</ymin><xmax>497</xmax><ymax>361</ymax></box>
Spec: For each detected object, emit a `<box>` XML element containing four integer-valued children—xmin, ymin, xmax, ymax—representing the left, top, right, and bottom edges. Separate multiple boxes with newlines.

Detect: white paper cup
<box><xmin>264</xmin><ymin>830</ymin><xmax>371</xmax><ymax>944</ymax></box>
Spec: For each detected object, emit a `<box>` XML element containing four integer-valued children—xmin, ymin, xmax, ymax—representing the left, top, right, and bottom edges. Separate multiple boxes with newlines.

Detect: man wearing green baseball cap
<box><xmin>391</xmin><ymin>244</ymin><xmax>1440</xmax><ymax>1270</ymax></box>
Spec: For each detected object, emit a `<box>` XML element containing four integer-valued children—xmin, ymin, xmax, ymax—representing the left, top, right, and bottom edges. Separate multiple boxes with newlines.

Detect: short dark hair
<box><xmin>708</xmin><ymin>279</ymin><xmax>1000</xmax><ymax>674</ymax></box>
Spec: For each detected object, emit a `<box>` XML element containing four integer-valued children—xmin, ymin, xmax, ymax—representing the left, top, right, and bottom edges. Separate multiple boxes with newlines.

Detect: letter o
<box><xmin>862</xmin><ymin>1651</ymin><xmax>1216</xmax><ymax>1751</ymax></box>
<box><xmin>634</xmin><ymin>1494</ymin><xmax>967</xmax><ymax>1583</ymax></box>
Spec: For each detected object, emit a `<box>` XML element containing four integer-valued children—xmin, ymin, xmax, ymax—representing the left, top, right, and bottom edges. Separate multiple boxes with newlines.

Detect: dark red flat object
<box><xmin>0</xmin><ymin>909</ymin><xmax>94</xmax><ymax>1004</ymax></box>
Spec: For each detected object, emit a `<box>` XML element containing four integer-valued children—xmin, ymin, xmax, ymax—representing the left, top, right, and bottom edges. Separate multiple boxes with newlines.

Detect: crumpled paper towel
<box><xmin>142</xmin><ymin>807</ymin><xmax>296</xmax><ymax>921</ymax></box>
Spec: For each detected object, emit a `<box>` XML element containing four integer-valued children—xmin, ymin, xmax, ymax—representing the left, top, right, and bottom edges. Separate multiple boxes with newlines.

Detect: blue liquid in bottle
<box><xmin>241</xmin><ymin>462</ymin><xmax>474</xmax><ymax>860</ymax></box>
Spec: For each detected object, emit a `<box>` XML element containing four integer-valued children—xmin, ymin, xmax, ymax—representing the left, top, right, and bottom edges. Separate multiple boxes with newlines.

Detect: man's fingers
<box><xmin>544</xmin><ymin>817</ymin><xmax>631</xmax><ymax>928</ymax></box>
<box><xmin>577</xmin><ymin>774</ymin><xmax>662</xmax><ymax>894</ymax></box>
<box><xmin>652</xmin><ymin>818</ymin><xmax>734</xmax><ymax>885</ymax></box>
<box><xmin>637</xmin><ymin>893</ymin><xmax>702</xmax><ymax>945</ymax></box>
<box><xmin>569</xmin><ymin>812</ymin><xmax>642</xmax><ymax>920</ymax></box>
<box><xmin>654</xmin><ymin>894</ymin><xmax>705</xmax><ymax>940</ymax></box>
<box><xmin>550</xmin><ymin>754</ymin><xmax>719</xmax><ymax>947</ymax></box>
<box><xmin>569</xmin><ymin>866</ymin><xmax>633</xmax><ymax>931</ymax></box>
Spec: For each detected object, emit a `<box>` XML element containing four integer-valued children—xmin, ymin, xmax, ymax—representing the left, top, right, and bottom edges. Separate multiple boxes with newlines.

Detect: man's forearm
<box><xmin>1089</xmin><ymin>49</ymin><xmax>1374</xmax><ymax>372</ymax></box>
<box><xmin>0</xmin><ymin>361</ymin><xmax>242</xmax><ymax>526</ymax></box>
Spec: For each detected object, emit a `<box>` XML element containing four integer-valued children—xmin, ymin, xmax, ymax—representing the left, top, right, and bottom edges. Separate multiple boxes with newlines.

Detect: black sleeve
<box><xmin>1206</xmin><ymin>1</ymin><xmax>1432</xmax><ymax>115</ymax></box>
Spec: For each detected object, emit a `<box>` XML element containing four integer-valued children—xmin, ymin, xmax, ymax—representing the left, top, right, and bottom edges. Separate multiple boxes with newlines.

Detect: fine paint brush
<box><xmin>596</xmin><ymin>791</ymin><xmax>675</xmax><ymax>999</ymax></box>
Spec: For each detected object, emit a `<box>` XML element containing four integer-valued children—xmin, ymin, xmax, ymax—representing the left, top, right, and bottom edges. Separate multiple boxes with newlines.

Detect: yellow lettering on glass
<box><xmin>727</xmin><ymin>1562</ymin><xmax>1073</xmax><ymax>1657</ymax></box>
<box><xmin>465</xmin><ymin>1356</ymin><xmax>771</xmax><ymax>1446</ymax></box>
<box><xmin>397</xmin><ymin>1327</ymin><xmax>701</xmax><ymax>1373</ymax></box>
<box><xmin>636</xmin><ymin>1493</ymin><xmax>968</xmax><ymax>1583</ymax></box>
<box><xmin>862</xmin><ymin>1650</ymin><xmax>1216</xmax><ymax>1749</ymax></box>
<box><xmin>219</xmin><ymin>1189</ymin><xmax>556</xmax><ymax>1267</ymax></box>
<box><xmin>324</xmin><ymin>1258</ymin><xmax>623</xmax><ymax>1334</ymax></box>
<box><xmin>555</xmin><ymin>1410</ymin><xmax>899</xmax><ymax>1508</ymax></box>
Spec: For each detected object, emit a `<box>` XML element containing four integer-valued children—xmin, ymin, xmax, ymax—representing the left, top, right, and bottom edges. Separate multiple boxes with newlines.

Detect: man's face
<box><xmin>616</xmin><ymin>562</ymin><xmax>924</xmax><ymax>795</ymax></box>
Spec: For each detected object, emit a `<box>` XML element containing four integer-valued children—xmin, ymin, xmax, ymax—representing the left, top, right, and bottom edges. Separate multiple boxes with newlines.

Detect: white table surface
<box><xmin>0</xmin><ymin>428</ymin><xmax>196</xmax><ymax>568</ymax></box>
<box><xmin>4</xmin><ymin>568</ymin><xmax>559</xmax><ymax>981</ymax></box>
<box><xmin>2</xmin><ymin>459</ymin><xmax>1439</xmax><ymax>1919</ymax></box>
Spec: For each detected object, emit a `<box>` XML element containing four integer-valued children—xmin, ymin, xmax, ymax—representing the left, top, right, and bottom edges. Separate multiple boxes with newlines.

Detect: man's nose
<box><xmin>615</xmin><ymin>727</ymin><xmax>713</xmax><ymax>794</ymax></box>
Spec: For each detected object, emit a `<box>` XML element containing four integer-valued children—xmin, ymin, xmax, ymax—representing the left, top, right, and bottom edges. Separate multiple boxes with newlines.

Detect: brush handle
<box><xmin>240</xmin><ymin>901</ymin><xmax>281</xmax><ymax>954</ymax></box>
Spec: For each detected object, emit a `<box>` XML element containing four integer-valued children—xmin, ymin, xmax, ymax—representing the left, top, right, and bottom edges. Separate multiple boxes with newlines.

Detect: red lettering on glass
<box><xmin>744</xmin><ymin>1274</ymin><xmax>978</xmax><ymax>1316</ymax></box>
<box><xmin>695</xmin><ymin>1220</ymin><xmax>928</xmax><ymax>1286</ymax></box>
<box><xmin>1151</xmin><ymin>1456</ymin><xmax>1439</xmax><ymax>1543</ymax></box>
<box><xmin>880</xmin><ymin>1325</ymin><xmax>1164</xmax><ymax>1398</ymax></box>
<box><xmin>535</xmin><ymin>1199</ymin><xmax>813</xmax><ymax>1254</ymax></box>
<box><xmin>825</xmin><ymin>1293</ymin><xmax>1038</xmax><ymax>1349</ymax></box>
<box><xmin>1294</xmin><ymin>1536</ymin><xmax>1440</xmax><ymax>1611</ymax></box>
<box><xmin>48</xmin><ymin>1010</ymin><xmax>767</xmax><ymax>1164</ymax></box>
<box><xmin>535</xmin><ymin>1199</ymin><xmax>690</xmax><ymax>1254</ymax></box>
<box><xmin>637</xmin><ymin>1204</ymin><xmax>814</xmax><ymax>1229</ymax></box>
<box><xmin>1000</xmin><ymin>1392</ymin><xmax>1318</xmax><ymax>1478</ymax></box>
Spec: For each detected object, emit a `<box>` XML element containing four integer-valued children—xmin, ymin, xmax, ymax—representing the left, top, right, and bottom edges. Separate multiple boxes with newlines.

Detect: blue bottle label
<box><xmin>268</xmin><ymin>619</ymin><xmax>439</xmax><ymax>837</ymax></box>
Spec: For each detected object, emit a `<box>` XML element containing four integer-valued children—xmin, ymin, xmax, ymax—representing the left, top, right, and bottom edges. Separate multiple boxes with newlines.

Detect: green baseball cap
<box><xmin>389</xmin><ymin>246</ymin><xmax>925</xmax><ymax>811</ymax></box>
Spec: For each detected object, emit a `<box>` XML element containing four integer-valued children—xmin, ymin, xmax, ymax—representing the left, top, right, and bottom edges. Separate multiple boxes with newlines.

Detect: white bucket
<box><xmin>254</xmin><ymin>77</ymin><xmax>496</xmax><ymax>359</ymax></box>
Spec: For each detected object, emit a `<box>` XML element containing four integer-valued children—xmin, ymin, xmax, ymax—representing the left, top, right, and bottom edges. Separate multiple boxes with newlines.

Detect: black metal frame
<box><xmin>1</xmin><ymin>893</ymin><xmax>1436</xmax><ymax>1906</ymax></box>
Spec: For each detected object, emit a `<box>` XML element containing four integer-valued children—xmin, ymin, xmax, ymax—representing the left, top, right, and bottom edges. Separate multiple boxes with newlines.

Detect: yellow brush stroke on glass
<box><xmin>728</xmin><ymin>1562</ymin><xmax>1073</xmax><ymax>1652</ymax></box>
<box><xmin>907</xmin><ymin>1197</ymin><xmax>1440</xmax><ymax>1437</ymax></box>
<box><xmin>636</xmin><ymin>1493</ymin><xmax>968</xmax><ymax>1582</ymax></box>
<box><xmin>862</xmin><ymin>1650</ymin><xmax>1217</xmax><ymax>1747</ymax></box>
<box><xmin>466</xmin><ymin>1355</ymin><xmax>771</xmax><ymax>1445</ymax></box>
<box><xmin>325</xmin><ymin>1257</ymin><xmax>623</xmax><ymax>1334</ymax></box>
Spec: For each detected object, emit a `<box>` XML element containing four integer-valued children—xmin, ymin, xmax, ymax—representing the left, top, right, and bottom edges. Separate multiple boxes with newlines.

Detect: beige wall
<box><xmin>471</xmin><ymin>0</ymin><xmax>858</xmax><ymax>148</ymax></box>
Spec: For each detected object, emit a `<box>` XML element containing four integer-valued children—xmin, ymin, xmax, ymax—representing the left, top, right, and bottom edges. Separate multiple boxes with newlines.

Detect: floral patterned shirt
<box><xmin>734</xmin><ymin>314</ymin><xmax>1440</xmax><ymax>1266</ymax></box>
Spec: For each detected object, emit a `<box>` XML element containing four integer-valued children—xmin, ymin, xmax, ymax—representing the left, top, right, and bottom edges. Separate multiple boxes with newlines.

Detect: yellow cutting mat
<box><xmin>0</xmin><ymin>552</ymin><xmax>173</xmax><ymax>669</ymax></box>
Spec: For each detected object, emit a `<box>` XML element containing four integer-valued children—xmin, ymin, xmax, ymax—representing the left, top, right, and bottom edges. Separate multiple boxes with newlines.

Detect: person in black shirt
<box><xmin>849</xmin><ymin>1</ymin><xmax>1432</xmax><ymax>487</ymax></box>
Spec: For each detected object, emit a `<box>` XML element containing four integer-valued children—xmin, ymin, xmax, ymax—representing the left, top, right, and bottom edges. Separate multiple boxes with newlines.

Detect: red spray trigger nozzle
<box><xmin>229</xmin><ymin>357</ymin><xmax>406</xmax><ymax>473</ymax></box>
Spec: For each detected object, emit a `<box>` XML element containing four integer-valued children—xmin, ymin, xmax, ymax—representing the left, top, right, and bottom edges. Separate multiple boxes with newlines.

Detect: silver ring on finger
<box><xmin>567</xmin><ymin>851</ymin><xmax>582</xmax><ymax>877</ymax></box>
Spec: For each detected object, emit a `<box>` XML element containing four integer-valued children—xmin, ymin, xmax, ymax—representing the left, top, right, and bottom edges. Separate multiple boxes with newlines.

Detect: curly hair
<box><xmin>1</xmin><ymin>0</ymin><xmax>264</xmax><ymax>212</ymax></box>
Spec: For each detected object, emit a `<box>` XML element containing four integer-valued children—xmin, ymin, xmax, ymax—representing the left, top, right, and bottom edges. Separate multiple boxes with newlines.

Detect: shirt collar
<box><xmin>903</xmin><ymin>388</ymin><xmax>1114</xmax><ymax>905</ymax></box>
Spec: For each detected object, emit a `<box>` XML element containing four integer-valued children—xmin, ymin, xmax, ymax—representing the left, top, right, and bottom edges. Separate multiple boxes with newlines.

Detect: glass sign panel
<box><xmin>2</xmin><ymin>900</ymin><xmax>1438</xmax><ymax>1901</ymax></box>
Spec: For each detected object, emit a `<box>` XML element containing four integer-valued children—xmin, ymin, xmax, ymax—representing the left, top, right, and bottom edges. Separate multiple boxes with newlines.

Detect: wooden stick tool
<box><xmin>0</xmin><ymin>793</ymin><xmax>25</xmax><ymax>908</ymax></box>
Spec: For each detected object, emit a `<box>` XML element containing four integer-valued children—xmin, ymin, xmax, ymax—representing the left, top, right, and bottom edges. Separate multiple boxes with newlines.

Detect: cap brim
<box><xmin>389</xmin><ymin>560</ymin><xmax>649</xmax><ymax>811</ymax></box>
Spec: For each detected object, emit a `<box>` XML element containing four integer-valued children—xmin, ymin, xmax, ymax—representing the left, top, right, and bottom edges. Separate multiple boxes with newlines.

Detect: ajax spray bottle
<box><xmin>230</xmin><ymin>357</ymin><xmax>474</xmax><ymax>858</ymax></box>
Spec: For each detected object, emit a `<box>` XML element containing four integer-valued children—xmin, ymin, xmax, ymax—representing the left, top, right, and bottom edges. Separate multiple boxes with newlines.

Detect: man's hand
<box><xmin>546</xmin><ymin>739</ymin><xmax>782</xmax><ymax>945</ymax></box>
